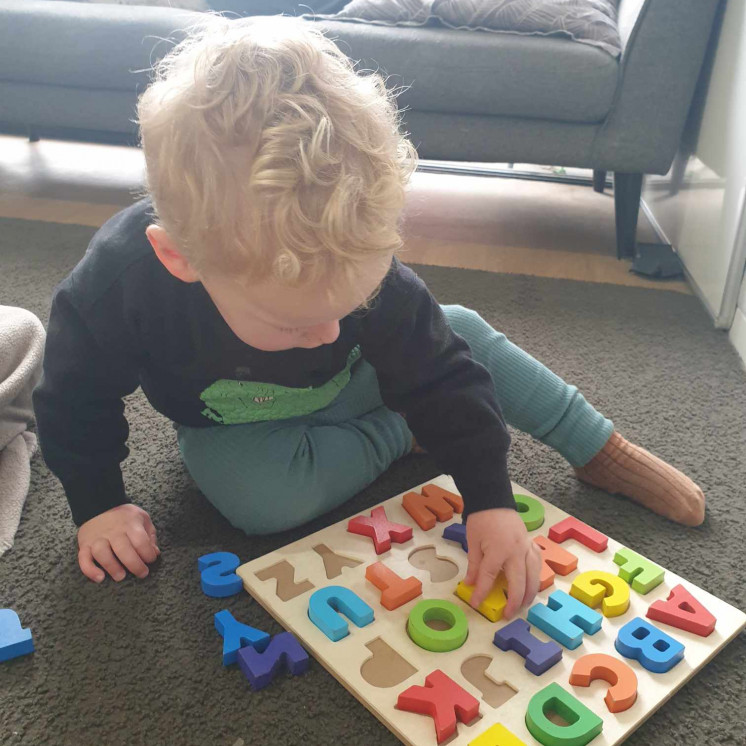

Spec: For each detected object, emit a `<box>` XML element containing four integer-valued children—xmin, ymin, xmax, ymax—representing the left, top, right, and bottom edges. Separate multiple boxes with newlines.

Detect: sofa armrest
<box><xmin>592</xmin><ymin>0</ymin><xmax>721</xmax><ymax>173</ymax></box>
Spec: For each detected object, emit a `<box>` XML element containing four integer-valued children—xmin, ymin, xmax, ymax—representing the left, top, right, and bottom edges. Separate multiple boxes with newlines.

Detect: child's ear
<box><xmin>146</xmin><ymin>225</ymin><xmax>200</xmax><ymax>283</ymax></box>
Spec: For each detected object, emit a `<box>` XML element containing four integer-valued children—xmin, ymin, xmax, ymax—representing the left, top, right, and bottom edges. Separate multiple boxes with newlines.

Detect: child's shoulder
<box><xmin>381</xmin><ymin>256</ymin><xmax>426</xmax><ymax>297</ymax></box>
<box><xmin>67</xmin><ymin>198</ymin><xmax>159</xmax><ymax>309</ymax></box>
<box><xmin>372</xmin><ymin>257</ymin><xmax>434</xmax><ymax>316</ymax></box>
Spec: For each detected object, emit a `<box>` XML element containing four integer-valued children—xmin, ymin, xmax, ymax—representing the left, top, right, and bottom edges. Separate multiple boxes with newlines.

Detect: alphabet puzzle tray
<box><xmin>236</xmin><ymin>475</ymin><xmax>746</xmax><ymax>746</ymax></box>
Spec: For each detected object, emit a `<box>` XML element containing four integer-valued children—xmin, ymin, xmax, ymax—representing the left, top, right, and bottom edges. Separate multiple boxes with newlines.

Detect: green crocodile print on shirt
<box><xmin>200</xmin><ymin>346</ymin><xmax>362</xmax><ymax>425</ymax></box>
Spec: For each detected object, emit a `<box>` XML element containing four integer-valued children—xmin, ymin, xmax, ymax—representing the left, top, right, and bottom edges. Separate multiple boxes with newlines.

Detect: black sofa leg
<box><xmin>593</xmin><ymin>169</ymin><xmax>607</xmax><ymax>193</ymax></box>
<box><xmin>613</xmin><ymin>172</ymin><xmax>643</xmax><ymax>259</ymax></box>
<box><xmin>27</xmin><ymin>126</ymin><xmax>40</xmax><ymax>143</ymax></box>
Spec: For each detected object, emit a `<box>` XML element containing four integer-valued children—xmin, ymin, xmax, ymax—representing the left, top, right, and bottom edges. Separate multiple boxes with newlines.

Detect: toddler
<box><xmin>33</xmin><ymin>15</ymin><xmax>704</xmax><ymax>618</ymax></box>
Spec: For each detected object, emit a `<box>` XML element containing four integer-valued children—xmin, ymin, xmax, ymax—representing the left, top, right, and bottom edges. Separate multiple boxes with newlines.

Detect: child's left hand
<box><xmin>464</xmin><ymin>508</ymin><xmax>542</xmax><ymax>619</ymax></box>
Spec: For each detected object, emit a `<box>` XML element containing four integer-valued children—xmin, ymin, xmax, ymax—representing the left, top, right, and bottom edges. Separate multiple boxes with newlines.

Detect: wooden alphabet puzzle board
<box><xmin>237</xmin><ymin>476</ymin><xmax>746</xmax><ymax>746</ymax></box>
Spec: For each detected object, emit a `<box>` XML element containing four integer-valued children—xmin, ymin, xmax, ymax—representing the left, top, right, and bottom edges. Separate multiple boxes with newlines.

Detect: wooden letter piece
<box><xmin>198</xmin><ymin>552</ymin><xmax>243</xmax><ymax>598</ymax></box>
<box><xmin>0</xmin><ymin>609</ymin><xmax>34</xmax><ymax>663</ymax></box>
<box><xmin>526</xmin><ymin>683</ymin><xmax>603</xmax><ymax>746</ymax></box>
<box><xmin>548</xmin><ymin>516</ymin><xmax>608</xmax><ymax>553</ymax></box>
<box><xmin>347</xmin><ymin>506</ymin><xmax>413</xmax><ymax>554</ymax></box>
<box><xmin>493</xmin><ymin>619</ymin><xmax>562</xmax><ymax>676</ymax></box>
<box><xmin>366</xmin><ymin>561</ymin><xmax>422</xmax><ymax>610</ymax></box>
<box><xmin>613</xmin><ymin>548</ymin><xmax>664</xmax><ymax>594</ymax></box>
<box><xmin>514</xmin><ymin>494</ymin><xmax>545</xmax><ymax>531</ymax></box>
<box><xmin>456</xmin><ymin>574</ymin><xmax>509</xmax><ymax>623</ymax></box>
<box><xmin>615</xmin><ymin>617</ymin><xmax>685</xmax><ymax>674</ymax></box>
<box><xmin>570</xmin><ymin>570</ymin><xmax>631</xmax><ymax>617</ymax></box>
<box><xmin>402</xmin><ymin>484</ymin><xmax>464</xmax><ymax>530</ymax></box>
<box><xmin>397</xmin><ymin>669</ymin><xmax>480</xmax><ymax>744</ymax></box>
<box><xmin>237</xmin><ymin>632</ymin><xmax>309</xmax><ymax>691</ymax></box>
<box><xmin>214</xmin><ymin>610</ymin><xmax>270</xmax><ymax>666</ymax></box>
<box><xmin>646</xmin><ymin>584</ymin><xmax>716</xmax><ymax>637</ymax></box>
<box><xmin>469</xmin><ymin>723</ymin><xmax>527</xmax><ymax>746</ymax></box>
<box><xmin>527</xmin><ymin>591</ymin><xmax>603</xmax><ymax>650</ymax></box>
<box><xmin>569</xmin><ymin>653</ymin><xmax>638</xmax><ymax>713</ymax></box>
<box><xmin>443</xmin><ymin>523</ymin><xmax>468</xmax><ymax>553</ymax></box>
<box><xmin>408</xmin><ymin>599</ymin><xmax>469</xmax><ymax>653</ymax></box>
<box><xmin>308</xmin><ymin>585</ymin><xmax>375</xmax><ymax>642</ymax></box>
<box><xmin>533</xmin><ymin>536</ymin><xmax>578</xmax><ymax>591</ymax></box>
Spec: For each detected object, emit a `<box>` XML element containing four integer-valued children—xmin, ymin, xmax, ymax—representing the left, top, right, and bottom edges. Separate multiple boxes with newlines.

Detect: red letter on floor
<box><xmin>397</xmin><ymin>669</ymin><xmax>480</xmax><ymax>743</ymax></box>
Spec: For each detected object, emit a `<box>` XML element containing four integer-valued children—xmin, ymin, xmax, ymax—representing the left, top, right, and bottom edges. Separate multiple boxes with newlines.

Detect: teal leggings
<box><xmin>177</xmin><ymin>306</ymin><xmax>613</xmax><ymax>534</ymax></box>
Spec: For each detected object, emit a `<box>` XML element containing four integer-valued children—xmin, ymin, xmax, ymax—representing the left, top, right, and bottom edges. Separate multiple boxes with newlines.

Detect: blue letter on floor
<box><xmin>198</xmin><ymin>552</ymin><xmax>243</xmax><ymax>598</ymax></box>
<box><xmin>0</xmin><ymin>609</ymin><xmax>34</xmax><ymax>663</ymax></box>
<box><xmin>214</xmin><ymin>610</ymin><xmax>270</xmax><ymax>666</ymax></box>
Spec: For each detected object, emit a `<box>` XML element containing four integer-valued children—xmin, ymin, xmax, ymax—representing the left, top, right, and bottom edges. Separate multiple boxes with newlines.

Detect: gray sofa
<box><xmin>0</xmin><ymin>0</ymin><xmax>723</xmax><ymax>258</ymax></box>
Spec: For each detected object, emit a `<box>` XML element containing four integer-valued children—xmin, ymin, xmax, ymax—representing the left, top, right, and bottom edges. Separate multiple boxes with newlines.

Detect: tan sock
<box><xmin>574</xmin><ymin>431</ymin><xmax>705</xmax><ymax>526</ymax></box>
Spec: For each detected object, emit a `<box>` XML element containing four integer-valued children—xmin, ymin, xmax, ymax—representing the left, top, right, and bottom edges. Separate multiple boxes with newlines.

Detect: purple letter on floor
<box><xmin>238</xmin><ymin>632</ymin><xmax>309</xmax><ymax>690</ymax></box>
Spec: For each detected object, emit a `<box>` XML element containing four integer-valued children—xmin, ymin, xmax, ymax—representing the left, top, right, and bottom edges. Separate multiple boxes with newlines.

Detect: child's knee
<box><xmin>222</xmin><ymin>483</ymin><xmax>322</xmax><ymax>535</ymax></box>
<box><xmin>178</xmin><ymin>424</ymin><xmax>333</xmax><ymax>534</ymax></box>
<box><xmin>442</xmin><ymin>305</ymin><xmax>505</xmax><ymax>344</ymax></box>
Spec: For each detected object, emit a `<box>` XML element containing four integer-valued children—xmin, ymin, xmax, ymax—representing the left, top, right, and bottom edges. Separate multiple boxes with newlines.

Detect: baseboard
<box><xmin>728</xmin><ymin>305</ymin><xmax>746</xmax><ymax>370</ymax></box>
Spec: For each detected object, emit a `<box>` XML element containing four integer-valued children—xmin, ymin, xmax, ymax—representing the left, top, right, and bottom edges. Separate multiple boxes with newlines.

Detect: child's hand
<box><xmin>464</xmin><ymin>508</ymin><xmax>541</xmax><ymax>619</ymax></box>
<box><xmin>77</xmin><ymin>504</ymin><xmax>160</xmax><ymax>583</ymax></box>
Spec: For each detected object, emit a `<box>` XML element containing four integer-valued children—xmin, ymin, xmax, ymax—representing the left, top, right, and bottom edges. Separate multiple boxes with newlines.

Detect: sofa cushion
<box><xmin>315</xmin><ymin>21</ymin><xmax>619</xmax><ymax>123</ymax></box>
<box><xmin>0</xmin><ymin>0</ymin><xmax>202</xmax><ymax>92</ymax></box>
<box><xmin>0</xmin><ymin>1</ymin><xmax>618</xmax><ymax>125</ymax></box>
<box><xmin>315</xmin><ymin>0</ymin><xmax>622</xmax><ymax>57</ymax></box>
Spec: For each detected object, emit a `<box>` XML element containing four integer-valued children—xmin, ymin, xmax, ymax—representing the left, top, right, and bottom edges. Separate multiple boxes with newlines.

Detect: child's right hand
<box><xmin>77</xmin><ymin>504</ymin><xmax>160</xmax><ymax>583</ymax></box>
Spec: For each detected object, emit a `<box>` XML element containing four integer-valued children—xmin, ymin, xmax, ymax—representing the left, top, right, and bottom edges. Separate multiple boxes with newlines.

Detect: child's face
<box><xmin>200</xmin><ymin>254</ymin><xmax>393</xmax><ymax>352</ymax></box>
<box><xmin>146</xmin><ymin>224</ymin><xmax>393</xmax><ymax>352</ymax></box>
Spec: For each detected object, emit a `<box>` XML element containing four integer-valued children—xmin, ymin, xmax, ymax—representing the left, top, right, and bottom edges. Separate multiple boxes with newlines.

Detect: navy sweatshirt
<box><xmin>33</xmin><ymin>198</ymin><xmax>515</xmax><ymax>526</ymax></box>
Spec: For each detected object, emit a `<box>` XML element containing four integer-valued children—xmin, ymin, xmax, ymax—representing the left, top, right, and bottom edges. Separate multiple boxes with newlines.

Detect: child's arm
<box><xmin>360</xmin><ymin>261</ymin><xmax>540</xmax><ymax>613</ymax></box>
<box><xmin>34</xmin><ymin>281</ymin><xmax>157</xmax><ymax>581</ymax></box>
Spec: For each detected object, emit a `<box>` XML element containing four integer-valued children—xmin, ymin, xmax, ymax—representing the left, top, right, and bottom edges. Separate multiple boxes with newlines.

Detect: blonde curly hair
<box><xmin>135</xmin><ymin>13</ymin><xmax>417</xmax><ymax>291</ymax></box>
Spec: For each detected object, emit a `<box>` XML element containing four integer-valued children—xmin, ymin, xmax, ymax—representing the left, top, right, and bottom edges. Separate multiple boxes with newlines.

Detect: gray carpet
<box><xmin>1</xmin><ymin>215</ymin><xmax>744</xmax><ymax>746</ymax></box>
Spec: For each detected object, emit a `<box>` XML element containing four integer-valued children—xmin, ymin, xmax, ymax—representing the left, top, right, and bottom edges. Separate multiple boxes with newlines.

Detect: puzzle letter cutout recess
<box><xmin>234</xmin><ymin>476</ymin><xmax>746</xmax><ymax>746</ymax></box>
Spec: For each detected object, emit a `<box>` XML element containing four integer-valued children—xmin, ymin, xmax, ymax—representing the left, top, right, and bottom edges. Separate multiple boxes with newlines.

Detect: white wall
<box><xmin>731</xmin><ymin>274</ymin><xmax>746</xmax><ymax>368</ymax></box>
<box><xmin>642</xmin><ymin>0</ymin><xmax>746</xmax><ymax>365</ymax></box>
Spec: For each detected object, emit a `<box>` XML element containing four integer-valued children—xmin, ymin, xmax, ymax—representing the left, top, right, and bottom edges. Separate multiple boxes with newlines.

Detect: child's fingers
<box><xmin>142</xmin><ymin>517</ymin><xmax>160</xmax><ymax>554</ymax></box>
<box><xmin>502</xmin><ymin>554</ymin><xmax>526</xmax><ymax>620</ymax></box>
<box><xmin>110</xmin><ymin>536</ymin><xmax>150</xmax><ymax>579</ymax></box>
<box><xmin>128</xmin><ymin>526</ymin><xmax>159</xmax><ymax>564</ymax></box>
<box><xmin>522</xmin><ymin>544</ymin><xmax>542</xmax><ymax>609</ymax></box>
<box><xmin>78</xmin><ymin>546</ymin><xmax>105</xmax><ymax>583</ymax></box>
<box><xmin>464</xmin><ymin>544</ymin><xmax>484</xmax><ymax>588</ymax></box>
<box><xmin>470</xmin><ymin>551</ymin><xmax>502</xmax><ymax>609</ymax></box>
<box><xmin>91</xmin><ymin>539</ymin><xmax>127</xmax><ymax>582</ymax></box>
